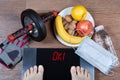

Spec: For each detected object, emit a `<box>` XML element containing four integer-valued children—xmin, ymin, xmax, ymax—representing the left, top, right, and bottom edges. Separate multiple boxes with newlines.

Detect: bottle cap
<box><xmin>95</xmin><ymin>25</ymin><xmax>104</xmax><ymax>32</ymax></box>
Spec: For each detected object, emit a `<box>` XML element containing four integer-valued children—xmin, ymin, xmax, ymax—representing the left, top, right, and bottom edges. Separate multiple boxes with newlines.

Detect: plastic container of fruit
<box><xmin>54</xmin><ymin>7</ymin><xmax>95</xmax><ymax>47</ymax></box>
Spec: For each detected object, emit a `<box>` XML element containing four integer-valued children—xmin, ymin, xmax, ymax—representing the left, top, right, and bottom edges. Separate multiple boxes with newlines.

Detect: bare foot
<box><xmin>24</xmin><ymin>65</ymin><xmax>44</xmax><ymax>80</ymax></box>
<box><xmin>70</xmin><ymin>66</ymin><xmax>91</xmax><ymax>80</ymax></box>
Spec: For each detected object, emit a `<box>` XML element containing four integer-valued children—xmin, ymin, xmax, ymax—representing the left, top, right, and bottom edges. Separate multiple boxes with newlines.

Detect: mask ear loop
<box><xmin>108</xmin><ymin>70</ymin><xmax>115</xmax><ymax>77</ymax></box>
<box><xmin>109</xmin><ymin>43</ymin><xmax>120</xmax><ymax>68</ymax></box>
<box><xmin>113</xmin><ymin>56</ymin><xmax>120</xmax><ymax>68</ymax></box>
<box><xmin>116</xmin><ymin>61</ymin><xmax>120</xmax><ymax>67</ymax></box>
<box><xmin>109</xmin><ymin>38</ymin><xmax>120</xmax><ymax>67</ymax></box>
<box><xmin>113</xmin><ymin>61</ymin><xmax>120</xmax><ymax>68</ymax></box>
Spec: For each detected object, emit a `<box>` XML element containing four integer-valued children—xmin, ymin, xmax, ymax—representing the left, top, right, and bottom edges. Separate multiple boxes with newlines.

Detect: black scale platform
<box><xmin>22</xmin><ymin>48</ymin><xmax>94</xmax><ymax>80</ymax></box>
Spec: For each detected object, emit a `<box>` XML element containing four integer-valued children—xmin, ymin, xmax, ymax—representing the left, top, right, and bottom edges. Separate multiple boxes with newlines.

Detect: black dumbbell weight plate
<box><xmin>21</xmin><ymin>9</ymin><xmax>46</xmax><ymax>41</ymax></box>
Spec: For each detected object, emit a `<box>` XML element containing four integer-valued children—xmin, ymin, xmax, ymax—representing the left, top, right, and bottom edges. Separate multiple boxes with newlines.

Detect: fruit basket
<box><xmin>54</xmin><ymin>7</ymin><xmax>95</xmax><ymax>47</ymax></box>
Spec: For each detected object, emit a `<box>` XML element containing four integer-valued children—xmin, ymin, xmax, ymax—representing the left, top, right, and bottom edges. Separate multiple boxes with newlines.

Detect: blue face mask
<box><xmin>75</xmin><ymin>36</ymin><xmax>119</xmax><ymax>75</ymax></box>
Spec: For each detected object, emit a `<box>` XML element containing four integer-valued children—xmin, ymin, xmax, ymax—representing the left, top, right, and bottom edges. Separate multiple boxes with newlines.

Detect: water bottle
<box><xmin>93</xmin><ymin>25</ymin><xmax>119</xmax><ymax>66</ymax></box>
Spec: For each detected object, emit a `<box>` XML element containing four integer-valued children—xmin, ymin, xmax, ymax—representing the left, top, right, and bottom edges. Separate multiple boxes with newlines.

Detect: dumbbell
<box><xmin>8</xmin><ymin>9</ymin><xmax>58</xmax><ymax>42</ymax></box>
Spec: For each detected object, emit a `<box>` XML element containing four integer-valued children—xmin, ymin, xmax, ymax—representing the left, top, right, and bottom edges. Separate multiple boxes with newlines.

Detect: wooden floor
<box><xmin>0</xmin><ymin>0</ymin><xmax>120</xmax><ymax>80</ymax></box>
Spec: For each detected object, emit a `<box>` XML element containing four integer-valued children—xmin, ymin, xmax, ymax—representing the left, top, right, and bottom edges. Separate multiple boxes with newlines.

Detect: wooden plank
<box><xmin>0</xmin><ymin>1</ymin><xmax>25</xmax><ymax>80</ymax></box>
<box><xmin>0</xmin><ymin>62</ymin><xmax>22</xmax><ymax>80</ymax></box>
<box><xmin>0</xmin><ymin>0</ymin><xmax>26</xmax><ymax>15</ymax></box>
<box><xmin>26</xmin><ymin>0</ymin><xmax>120</xmax><ymax>14</ymax></box>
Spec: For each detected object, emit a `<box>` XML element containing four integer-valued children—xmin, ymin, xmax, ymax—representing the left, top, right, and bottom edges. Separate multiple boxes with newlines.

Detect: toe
<box><xmin>87</xmin><ymin>72</ymin><xmax>91</xmax><ymax>80</ymax></box>
<box><xmin>38</xmin><ymin>65</ymin><xmax>44</xmax><ymax>80</ymax></box>
<box><xmin>76</xmin><ymin>66</ymin><xmax>81</xmax><ymax>75</ymax></box>
<box><xmin>85</xmin><ymin>69</ymin><xmax>88</xmax><ymax>77</ymax></box>
<box><xmin>80</xmin><ymin>67</ymin><xmax>85</xmax><ymax>75</ymax></box>
<box><xmin>24</xmin><ymin>70</ymin><xmax>28</xmax><ymax>78</ymax></box>
<box><xmin>24</xmin><ymin>70</ymin><xmax>29</xmax><ymax>80</ymax></box>
<box><xmin>70</xmin><ymin>66</ymin><xmax>77</xmax><ymax>76</ymax></box>
<box><xmin>26</xmin><ymin>70</ymin><xmax>30</xmax><ymax>77</ymax></box>
<box><xmin>30</xmin><ymin>67</ymin><xmax>34</xmax><ymax>74</ymax></box>
<box><xmin>33</xmin><ymin>66</ymin><xmax>37</xmax><ymax>73</ymax></box>
<box><xmin>38</xmin><ymin>65</ymin><xmax>44</xmax><ymax>73</ymax></box>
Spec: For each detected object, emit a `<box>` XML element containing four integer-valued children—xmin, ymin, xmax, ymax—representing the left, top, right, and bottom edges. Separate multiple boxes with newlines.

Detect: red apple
<box><xmin>76</xmin><ymin>20</ymin><xmax>93</xmax><ymax>37</ymax></box>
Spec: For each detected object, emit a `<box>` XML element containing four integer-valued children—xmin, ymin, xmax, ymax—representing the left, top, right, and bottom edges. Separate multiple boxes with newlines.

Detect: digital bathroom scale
<box><xmin>22</xmin><ymin>48</ymin><xmax>94</xmax><ymax>80</ymax></box>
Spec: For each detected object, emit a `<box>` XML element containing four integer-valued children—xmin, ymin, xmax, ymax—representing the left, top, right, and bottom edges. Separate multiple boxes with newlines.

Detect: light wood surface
<box><xmin>0</xmin><ymin>0</ymin><xmax>120</xmax><ymax>80</ymax></box>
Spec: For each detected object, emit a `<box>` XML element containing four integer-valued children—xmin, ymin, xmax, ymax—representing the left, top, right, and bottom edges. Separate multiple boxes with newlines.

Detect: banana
<box><xmin>55</xmin><ymin>15</ymin><xmax>85</xmax><ymax>44</ymax></box>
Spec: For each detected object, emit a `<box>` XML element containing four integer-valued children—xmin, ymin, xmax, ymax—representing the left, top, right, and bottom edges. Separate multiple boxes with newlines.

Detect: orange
<box><xmin>71</xmin><ymin>5</ymin><xmax>87</xmax><ymax>21</ymax></box>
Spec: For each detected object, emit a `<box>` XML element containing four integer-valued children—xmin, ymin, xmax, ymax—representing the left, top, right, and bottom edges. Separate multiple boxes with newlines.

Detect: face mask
<box><xmin>75</xmin><ymin>36</ymin><xmax>118</xmax><ymax>75</ymax></box>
